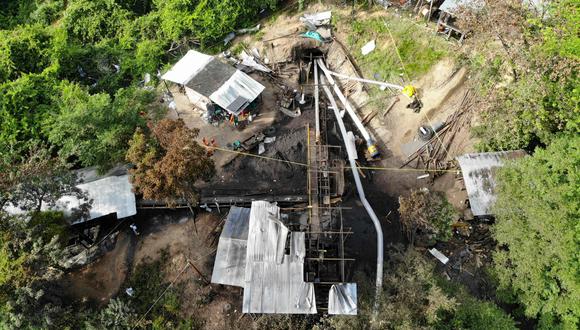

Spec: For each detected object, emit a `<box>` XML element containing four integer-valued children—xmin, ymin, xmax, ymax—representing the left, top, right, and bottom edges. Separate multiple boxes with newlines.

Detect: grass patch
<box><xmin>121</xmin><ymin>249</ymin><xmax>204</xmax><ymax>329</ymax></box>
<box><xmin>342</xmin><ymin>15</ymin><xmax>451</xmax><ymax>82</ymax></box>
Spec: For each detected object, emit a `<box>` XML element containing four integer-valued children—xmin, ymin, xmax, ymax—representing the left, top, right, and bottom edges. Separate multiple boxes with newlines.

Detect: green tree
<box><xmin>399</xmin><ymin>190</ymin><xmax>456</xmax><ymax>245</ymax></box>
<box><xmin>0</xmin><ymin>24</ymin><xmax>53</xmax><ymax>83</ymax></box>
<box><xmin>492</xmin><ymin>134</ymin><xmax>580</xmax><ymax>328</ymax></box>
<box><xmin>62</xmin><ymin>0</ymin><xmax>132</xmax><ymax>44</ymax></box>
<box><xmin>0</xmin><ymin>211</ymin><xmax>72</xmax><ymax>329</ymax></box>
<box><xmin>43</xmin><ymin>84</ymin><xmax>155</xmax><ymax>169</ymax></box>
<box><xmin>1</xmin><ymin>146</ymin><xmax>90</xmax><ymax>216</ymax></box>
<box><xmin>0</xmin><ymin>70</ymin><xmax>58</xmax><ymax>158</ymax></box>
<box><xmin>461</xmin><ymin>0</ymin><xmax>580</xmax><ymax>150</ymax></box>
<box><xmin>322</xmin><ymin>248</ymin><xmax>457</xmax><ymax>330</ymax></box>
<box><xmin>435</xmin><ymin>298</ymin><xmax>516</xmax><ymax>330</ymax></box>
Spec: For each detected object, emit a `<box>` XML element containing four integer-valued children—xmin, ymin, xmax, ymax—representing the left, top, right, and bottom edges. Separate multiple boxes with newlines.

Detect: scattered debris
<box><xmin>361</xmin><ymin>40</ymin><xmax>376</xmax><ymax>56</ymax></box>
<box><xmin>240</xmin><ymin>51</ymin><xmax>272</xmax><ymax>73</ymax></box>
<box><xmin>301</xmin><ymin>31</ymin><xmax>325</xmax><ymax>42</ymax></box>
<box><xmin>125</xmin><ymin>287</ymin><xmax>135</xmax><ymax>297</ymax></box>
<box><xmin>129</xmin><ymin>223</ymin><xmax>140</xmax><ymax>236</ymax></box>
<box><xmin>400</xmin><ymin>90</ymin><xmax>476</xmax><ymax>175</ymax></box>
<box><xmin>300</xmin><ymin>11</ymin><xmax>332</xmax><ymax>27</ymax></box>
<box><xmin>264</xmin><ymin>136</ymin><xmax>276</xmax><ymax>144</ymax></box>
<box><xmin>237</xmin><ymin>24</ymin><xmax>261</xmax><ymax>34</ymax></box>
<box><xmin>429</xmin><ymin>248</ymin><xmax>449</xmax><ymax>264</ymax></box>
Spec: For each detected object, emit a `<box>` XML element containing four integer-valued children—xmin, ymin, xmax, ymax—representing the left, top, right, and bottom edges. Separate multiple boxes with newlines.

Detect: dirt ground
<box><xmin>63</xmin><ymin>210</ymin><xmax>253</xmax><ymax>329</ymax></box>
<box><xmin>64</xmin><ymin>2</ymin><xmax>484</xmax><ymax>325</ymax></box>
<box><xmin>62</xmin><ymin>231</ymin><xmax>132</xmax><ymax>305</ymax></box>
<box><xmin>167</xmin><ymin>74</ymin><xmax>281</xmax><ymax>169</ymax></box>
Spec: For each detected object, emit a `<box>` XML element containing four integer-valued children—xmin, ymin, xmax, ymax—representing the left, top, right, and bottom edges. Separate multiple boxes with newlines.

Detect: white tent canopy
<box><xmin>161</xmin><ymin>50</ymin><xmax>213</xmax><ymax>85</ymax></box>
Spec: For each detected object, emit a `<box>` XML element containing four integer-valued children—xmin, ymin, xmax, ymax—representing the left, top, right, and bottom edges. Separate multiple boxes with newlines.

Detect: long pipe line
<box><xmin>317</xmin><ymin>59</ymin><xmax>373</xmax><ymax>143</ymax></box>
<box><xmin>321</xmin><ymin>65</ymin><xmax>404</xmax><ymax>90</ymax></box>
<box><xmin>314</xmin><ymin>60</ymin><xmax>320</xmax><ymax>142</ymax></box>
<box><xmin>320</xmin><ymin>72</ymin><xmax>384</xmax><ymax>313</ymax></box>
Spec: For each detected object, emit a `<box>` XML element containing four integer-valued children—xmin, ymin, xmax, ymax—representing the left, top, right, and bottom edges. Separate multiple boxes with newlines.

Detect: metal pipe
<box><xmin>314</xmin><ymin>61</ymin><xmax>320</xmax><ymax>142</ymax></box>
<box><xmin>317</xmin><ymin>59</ymin><xmax>380</xmax><ymax>158</ymax></box>
<box><xmin>317</xmin><ymin>59</ymin><xmax>372</xmax><ymax>142</ymax></box>
<box><xmin>320</xmin><ymin>72</ymin><xmax>384</xmax><ymax>314</ymax></box>
<box><xmin>320</xmin><ymin>64</ymin><xmax>404</xmax><ymax>90</ymax></box>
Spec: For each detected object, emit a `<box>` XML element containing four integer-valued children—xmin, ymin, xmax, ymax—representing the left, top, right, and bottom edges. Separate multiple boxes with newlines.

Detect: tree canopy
<box><xmin>460</xmin><ymin>0</ymin><xmax>579</xmax><ymax>151</ymax></box>
<box><xmin>0</xmin><ymin>0</ymin><xmax>277</xmax><ymax>170</ymax></box>
<box><xmin>493</xmin><ymin>134</ymin><xmax>580</xmax><ymax>328</ymax></box>
<box><xmin>126</xmin><ymin>119</ymin><xmax>215</xmax><ymax>205</ymax></box>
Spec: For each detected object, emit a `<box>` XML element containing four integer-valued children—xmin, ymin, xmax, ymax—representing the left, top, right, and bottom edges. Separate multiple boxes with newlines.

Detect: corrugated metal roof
<box><xmin>59</xmin><ymin>174</ymin><xmax>137</xmax><ymax>224</ymax></box>
<box><xmin>211</xmin><ymin>206</ymin><xmax>251</xmax><ymax>287</ymax></box>
<box><xmin>211</xmin><ymin>201</ymin><xmax>317</xmax><ymax>314</ymax></box>
<box><xmin>328</xmin><ymin>283</ymin><xmax>357</xmax><ymax>315</ymax></box>
<box><xmin>3</xmin><ymin>173</ymin><xmax>136</xmax><ymax>225</ymax></box>
<box><xmin>185</xmin><ymin>57</ymin><xmax>237</xmax><ymax>96</ymax></box>
<box><xmin>209</xmin><ymin>70</ymin><xmax>265</xmax><ymax>115</ymax></box>
<box><xmin>161</xmin><ymin>50</ymin><xmax>213</xmax><ymax>85</ymax></box>
<box><xmin>456</xmin><ymin>150</ymin><xmax>526</xmax><ymax>216</ymax></box>
<box><xmin>162</xmin><ymin>50</ymin><xmax>264</xmax><ymax>115</ymax></box>
<box><xmin>243</xmin><ymin>201</ymin><xmax>316</xmax><ymax>313</ymax></box>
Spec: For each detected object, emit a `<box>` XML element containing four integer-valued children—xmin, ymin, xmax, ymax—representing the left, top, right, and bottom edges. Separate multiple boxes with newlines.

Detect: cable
<box><xmin>382</xmin><ymin>19</ymin><xmax>451</xmax><ymax>158</ymax></box>
<box><xmin>203</xmin><ymin>145</ymin><xmax>459</xmax><ymax>173</ymax></box>
<box><xmin>134</xmin><ymin>262</ymin><xmax>191</xmax><ymax>328</ymax></box>
<box><xmin>351</xmin><ymin>165</ymin><xmax>458</xmax><ymax>173</ymax></box>
<box><xmin>206</xmin><ymin>145</ymin><xmax>309</xmax><ymax>167</ymax></box>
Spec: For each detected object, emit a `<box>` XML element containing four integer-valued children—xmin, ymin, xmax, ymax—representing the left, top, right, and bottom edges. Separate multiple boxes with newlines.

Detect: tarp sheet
<box><xmin>328</xmin><ymin>283</ymin><xmax>357</xmax><ymax>315</ymax></box>
<box><xmin>211</xmin><ymin>206</ymin><xmax>251</xmax><ymax>287</ymax></box>
<box><xmin>456</xmin><ymin>150</ymin><xmax>526</xmax><ymax>216</ymax></box>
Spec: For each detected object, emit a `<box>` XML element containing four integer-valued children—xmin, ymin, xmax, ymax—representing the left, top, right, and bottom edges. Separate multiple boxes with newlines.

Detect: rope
<box><xmin>382</xmin><ymin>18</ymin><xmax>451</xmax><ymax>158</ymax></box>
<box><xmin>203</xmin><ymin>145</ymin><xmax>459</xmax><ymax>173</ymax></box>
<box><xmin>134</xmin><ymin>262</ymin><xmax>191</xmax><ymax>328</ymax></box>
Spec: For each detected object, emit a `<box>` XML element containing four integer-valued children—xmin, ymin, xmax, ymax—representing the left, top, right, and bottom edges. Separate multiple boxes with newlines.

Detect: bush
<box><xmin>493</xmin><ymin>134</ymin><xmax>580</xmax><ymax>328</ymax></box>
<box><xmin>399</xmin><ymin>190</ymin><xmax>456</xmax><ymax>245</ymax></box>
<box><xmin>436</xmin><ymin>298</ymin><xmax>517</xmax><ymax>330</ymax></box>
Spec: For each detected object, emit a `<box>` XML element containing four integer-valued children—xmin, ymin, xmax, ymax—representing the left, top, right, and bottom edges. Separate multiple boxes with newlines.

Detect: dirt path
<box><xmin>62</xmin><ymin>231</ymin><xmax>132</xmax><ymax>305</ymax></box>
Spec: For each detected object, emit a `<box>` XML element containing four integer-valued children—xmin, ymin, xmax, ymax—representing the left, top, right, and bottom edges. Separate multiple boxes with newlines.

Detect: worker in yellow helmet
<box><xmin>402</xmin><ymin>85</ymin><xmax>422</xmax><ymax>113</ymax></box>
<box><xmin>402</xmin><ymin>85</ymin><xmax>416</xmax><ymax>98</ymax></box>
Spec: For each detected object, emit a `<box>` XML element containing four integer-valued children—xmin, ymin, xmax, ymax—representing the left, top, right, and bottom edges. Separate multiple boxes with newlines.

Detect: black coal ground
<box><xmin>199</xmin><ymin>104</ymin><xmax>405</xmax><ymax>280</ymax></box>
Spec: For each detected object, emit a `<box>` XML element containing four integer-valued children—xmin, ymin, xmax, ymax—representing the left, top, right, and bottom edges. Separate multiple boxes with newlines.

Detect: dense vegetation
<box><xmin>461</xmin><ymin>0</ymin><xmax>579</xmax><ymax>151</ymax></box>
<box><xmin>0</xmin><ymin>0</ymin><xmax>276</xmax><ymax>169</ymax></box>
<box><xmin>493</xmin><ymin>135</ymin><xmax>579</xmax><ymax>328</ymax></box>
<box><xmin>0</xmin><ymin>0</ymin><xmax>578</xmax><ymax>329</ymax></box>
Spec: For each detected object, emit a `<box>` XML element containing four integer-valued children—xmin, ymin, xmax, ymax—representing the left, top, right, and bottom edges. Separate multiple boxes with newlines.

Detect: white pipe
<box><xmin>323</xmin><ymin>66</ymin><xmax>404</xmax><ymax>90</ymax></box>
<box><xmin>314</xmin><ymin>61</ymin><xmax>320</xmax><ymax>142</ymax></box>
<box><xmin>317</xmin><ymin>60</ymin><xmax>373</xmax><ymax>144</ymax></box>
<box><xmin>320</xmin><ymin>73</ymin><xmax>384</xmax><ymax>313</ymax></box>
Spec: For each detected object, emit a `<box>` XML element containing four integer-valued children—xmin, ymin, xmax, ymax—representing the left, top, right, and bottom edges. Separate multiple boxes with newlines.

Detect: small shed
<box><xmin>456</xmin><ymin>150</ymin><xmax>526</xmax><ymax>217</ymax></box>
<box><xmin>162</xmin><ymin>50</ymin><xmax>265</xmax><ymax>117</ymax></box>
<box><xmin>2</xmin><ymin>166</ymin><xmax>137</xmax><ymax>226</ymax></box>
<box><xmin>436</xmin><ymin>0</ymin><xmax>484</xmax><ymax>42</ymax></box>
<box><xmin>211</xmin><ymin>201</ymin><xmax>318</xmax><ymax>314</ymax></box>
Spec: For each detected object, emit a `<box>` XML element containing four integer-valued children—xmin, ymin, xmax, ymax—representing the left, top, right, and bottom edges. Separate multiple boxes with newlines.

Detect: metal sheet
<box><xmin>440</xmin><ymin>0</ymin><xmax>484</xmax><ymax>14</ymax></box>
<box><xmin>58</xmin><ymin>175</ymin><xmax>137</xmax><ymax>224</ymax></box>
<box><xmin>209</xmin><ymin>70</ymin><xmax>265</xmax><ymax>115</ymax></box>
<box><xmin>211</xmin><ymin>207</ymin><xmax>251</xmax><ymax>287</ymax></box>
<box><xmin>456</xmin><ymin>150</ymin><xmax>526</xmax><ymax>216</ymax></box>
<box><xmin>161</xmin><ymin>50</ymin><xmax>213</xmax><ymax>85</ymax></box>
<box><xmin>2</xmin><ymin>171</ymin><xmax>136</xmax><ymax>225</ymax></box>
<box><xmin>242</xmin><ymin>201</ymin><xmax>317</xmax><ymax>314</ymax></box>
<box><xmin>328</xmin><ymin>283</ymin><xmax>357</xmax><ymax>315</ymax></box>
